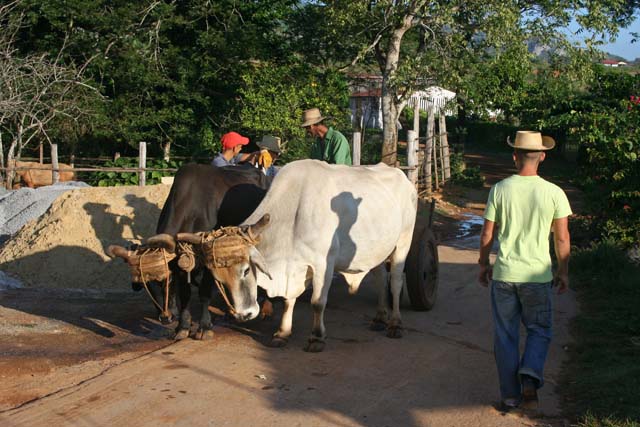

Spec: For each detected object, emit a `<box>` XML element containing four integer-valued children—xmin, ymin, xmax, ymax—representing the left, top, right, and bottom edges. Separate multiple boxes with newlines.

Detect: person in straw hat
<box><xmin>301</xmin><ymin>108</ymin><xmax>352</xmax><ymax>165</ymax></box>
<box><xmin>256</xmin><ymin>135</ymin><xmax>282</xmax><ymax>177</ymax></box>
<box><xmin>478</xmin><ymin>130</ymin><xmax>572</xmax><ymax>413</ymax></box>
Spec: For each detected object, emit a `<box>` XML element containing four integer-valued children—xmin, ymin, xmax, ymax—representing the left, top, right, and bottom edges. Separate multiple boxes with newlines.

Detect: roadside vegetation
<box><xmin>566</xmin><ymin>242</ymin><xmax>640</xmax><ymax>427</ymax></box>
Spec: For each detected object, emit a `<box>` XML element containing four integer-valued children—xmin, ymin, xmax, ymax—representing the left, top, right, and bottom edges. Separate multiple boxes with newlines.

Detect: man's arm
<box><xmin>478</xmin><ymin>219</ymin><xmax>496</xmax><ymax>286</ymax></box>
<box><xmin>238</xmin><ymin>151</ymin><xmax>259</xmax><ymax>164</ymax></box>
<box><xmin>552</xmin><ymin>216</ymin><xmax>571</xmax><ymax>294</ymax></box>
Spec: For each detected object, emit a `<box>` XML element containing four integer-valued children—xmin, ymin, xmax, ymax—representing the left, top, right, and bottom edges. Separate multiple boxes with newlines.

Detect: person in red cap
<box><xmin>211</xmin><ymin>132</ymin><xmax>258</xmax><ymax>167</ymax></box>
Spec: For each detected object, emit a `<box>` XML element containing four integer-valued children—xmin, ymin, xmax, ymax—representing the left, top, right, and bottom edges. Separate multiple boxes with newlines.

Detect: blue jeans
<box><xmin>491</xmin><ymin>280</ymin><xmax>553</xmax><ymax>401</ymax></box>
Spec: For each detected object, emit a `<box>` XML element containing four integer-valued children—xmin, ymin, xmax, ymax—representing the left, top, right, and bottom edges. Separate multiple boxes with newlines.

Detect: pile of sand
<box><xmin>0</xmin><ymin>185</ymin><xmax>171</xmax><ymax>291</ymax></box>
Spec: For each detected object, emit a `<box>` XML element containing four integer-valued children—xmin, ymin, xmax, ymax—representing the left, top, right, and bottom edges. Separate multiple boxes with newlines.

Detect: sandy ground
<box><xmin>0</xmin><ymin>233</ymin><xmax>576</xmax><ymax>427</ymax></box>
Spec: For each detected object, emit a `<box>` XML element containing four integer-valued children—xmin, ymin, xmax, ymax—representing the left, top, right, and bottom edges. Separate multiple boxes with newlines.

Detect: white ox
<box><xmin>183</xmin><ymin>159</ymin><xmax>417</xmax><ymax>352</ymax></box>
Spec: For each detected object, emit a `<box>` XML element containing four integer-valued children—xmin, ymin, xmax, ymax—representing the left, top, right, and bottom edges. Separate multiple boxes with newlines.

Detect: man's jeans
<box><xmin>491</xmin><ymin>280</ymin><xmax>553</xmax><ymax>401</ymax></box>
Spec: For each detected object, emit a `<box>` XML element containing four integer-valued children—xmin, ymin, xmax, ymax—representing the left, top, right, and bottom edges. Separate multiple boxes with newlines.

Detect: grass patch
<box><xmin>562</xmin><ymin>241</ymin><xmax>640</xmax><ymax>426</ymax></box>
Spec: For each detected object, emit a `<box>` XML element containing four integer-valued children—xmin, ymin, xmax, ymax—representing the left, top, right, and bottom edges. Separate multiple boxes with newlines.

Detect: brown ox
<box><xmin>10</xmin><ymin>160</ymin><xmax>75</xmax><ymax>188</ymax></box>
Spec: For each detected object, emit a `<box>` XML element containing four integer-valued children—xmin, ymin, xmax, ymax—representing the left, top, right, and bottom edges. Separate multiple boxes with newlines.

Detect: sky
<box><xmin>567</xmin><ymin>18</ymin><xmax>640</xmax><ymax>61</ymax></box>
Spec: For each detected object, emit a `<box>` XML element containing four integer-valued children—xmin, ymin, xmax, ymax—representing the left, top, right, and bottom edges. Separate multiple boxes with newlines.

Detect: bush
<box><xmin>532</xmin><ymin>67</ymin><xmax>640</xmax><ymax>247</ymax></box>
<box><xmin>90</xmin><ymin>157</ymin><xmax>182</xmax><ymax>187</ymax></box>
<box><xmin>450</xmin><ymin>166</ymin><xmax>485</xmax><ymax>188</ymax></box>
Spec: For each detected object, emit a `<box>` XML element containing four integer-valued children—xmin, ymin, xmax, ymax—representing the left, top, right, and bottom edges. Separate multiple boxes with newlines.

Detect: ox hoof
<box><xmin>304</xmin><ymin>340</ymin><xmax>326</xmax><ymax>353</ymax></box>
<box><xmin>267</xmin><ymin>336</ymin><xmax>289</xmax><ymax>348</ymax></box>
<box><xmin>386</xmin><ymin>326</ymin><xmax>403</xmax><ymax>339</ymax></box>
<box><xmin>195</xmin><ymin>329</ymin><xmax>215</xmax><ymax>341</ymax></box>
<box><xmin>174</xmin><ymin>328</ymin><xmax>190</xmax><ymax>340</ymax></box>
<box><xmin>370</xmin><ymin>318</ymin><xmax>387</xmax><ymax>331</ymax></box>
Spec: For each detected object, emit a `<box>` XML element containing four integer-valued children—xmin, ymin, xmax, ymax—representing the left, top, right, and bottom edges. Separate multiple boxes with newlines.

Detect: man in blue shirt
<box><xmin>212</xmin><ymin>132</ymin><xmax>257</xmax><ymax>167</ymax></box>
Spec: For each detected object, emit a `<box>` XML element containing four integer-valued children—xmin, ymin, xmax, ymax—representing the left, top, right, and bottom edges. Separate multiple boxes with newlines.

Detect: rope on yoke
<box><xmin>214</xmin><ymin>278</ymin><xmax>236</xmax><ymax>316</ymax></box>
<box><xmin>177</xmin><ymin>241</ymin><xmax>197</xmax><ymax>283</ymax></box>
<box><xmin>133</xmin><ymin>247</ymin><xmax>175</xmax><ymax>320</ymax></box>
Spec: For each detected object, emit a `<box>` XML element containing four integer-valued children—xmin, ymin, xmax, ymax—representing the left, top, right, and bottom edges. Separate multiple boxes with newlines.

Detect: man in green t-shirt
<box><xmin>300</xmin><ymin>108</ymin><xmax>352</xmax><ymax>165</ymax></box>
<box><xmin>478</xmin><ymin>130</ymin><xmax>571</xmax><ymax>413</ymax></box>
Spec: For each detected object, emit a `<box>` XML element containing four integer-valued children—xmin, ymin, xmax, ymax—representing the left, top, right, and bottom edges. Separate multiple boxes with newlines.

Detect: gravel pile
<box><xmin>0</xmin><ymin>182</ymin><xmax>90</xmax><ymax>245</ymax></box>
<box><xmin>0</xmin><ymin>184</ymin><xmax>170</xmax><ymax>291</ymax></box>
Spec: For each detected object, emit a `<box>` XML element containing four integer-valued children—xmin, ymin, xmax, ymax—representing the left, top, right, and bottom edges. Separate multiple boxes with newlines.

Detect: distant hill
<box><xmin>605</xmin><ymin>53</ymin><xmax>629</xmax><ymax>62</ymax></box>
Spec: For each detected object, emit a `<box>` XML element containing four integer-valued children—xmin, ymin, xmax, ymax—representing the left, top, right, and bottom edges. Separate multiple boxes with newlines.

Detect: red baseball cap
<box><xmin>221</xmin><ymin>132</ymin><xmax>249</xmax><ymax>150</ymax></box>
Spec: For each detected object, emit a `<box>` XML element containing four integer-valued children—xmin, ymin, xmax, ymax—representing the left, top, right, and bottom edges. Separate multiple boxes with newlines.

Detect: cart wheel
<box><xmin>405</xmin><ymin>220</ymin><xmax>439</xmax><ymax>311</ymax></box>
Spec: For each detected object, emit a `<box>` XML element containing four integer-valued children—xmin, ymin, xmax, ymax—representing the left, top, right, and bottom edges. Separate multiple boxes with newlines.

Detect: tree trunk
<box><xmin>163</xmin><ymin>141</ymin><xmax>171</xmax><ymax>162</ymax></box>
<box><xmin>380</xmin><ymin>14</ymin><xmax>415</xmax><ymax>166</ymax></box>
<box><xmin>381</xmin><ymin>95</ymin><xmax>398</xmax><ymax>165</ymax></box>
<box><xmin>0</xmin><ymin>132</ymin><xmax>4</xmax><ymax>186</ymax></box>
<box><xmin>6</xmin><ymin>139</ymin><xmax>18</xmax><ymax>189</ymax></box>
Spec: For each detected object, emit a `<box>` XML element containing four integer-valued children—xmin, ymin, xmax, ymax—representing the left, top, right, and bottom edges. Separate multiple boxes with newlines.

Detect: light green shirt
<box><xmin>484</xmin><ymin>175</ymin><xmax>572</xmax><ymax>283</ymax></box>
<box><xmin>310</xmin><ymin>127</ymin><xmax>352</xmax><ymax>165</ymax></box>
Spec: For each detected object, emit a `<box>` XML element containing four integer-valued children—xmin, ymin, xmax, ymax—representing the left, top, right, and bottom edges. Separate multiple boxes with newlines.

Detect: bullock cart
<box><xmin>404</xmin><ymin>199</ymin><xmax>439</xmax><ymax>311</ymax></box>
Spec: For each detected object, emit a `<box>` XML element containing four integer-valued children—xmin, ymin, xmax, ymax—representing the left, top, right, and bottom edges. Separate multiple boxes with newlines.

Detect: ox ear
<box><xmin>249</xmin><ymin>246</ymin><xmax>272</xmax><ymax>280</ymax></box>
<box><xmin>146</xmin><ymin>233</ymin><xmax>176</xmax><ymax>252</ymax></box>
<box><xmin>248</xmin><ymin>214</ymin><xmax>270</xmax><ymax>239</ymax></box>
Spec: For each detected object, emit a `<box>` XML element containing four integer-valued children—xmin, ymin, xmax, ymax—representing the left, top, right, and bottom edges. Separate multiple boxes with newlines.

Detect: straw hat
<box><xmin>258</xmin><ymin>135</ymin><xmax>282</xmax><ymax>154</ymax></box>
<box><xmin>300</xmin><ymin>108</ymin><xmax>326</xmax><ymax>127</ymax></box>
<box><xmin>507</xmin><ymin>131</ymin><xmax>555</xmax><ymax>151</ymax></box>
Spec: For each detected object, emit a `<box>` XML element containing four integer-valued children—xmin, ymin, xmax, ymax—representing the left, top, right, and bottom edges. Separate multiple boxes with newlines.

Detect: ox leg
<box><xmin>371</xmin><ymin>264</ymin><xmax>389</xmax><ymax>331</ymax></box>
<box><xmin>174</xmin><ymin>277</ymin><xmax>192</xmax><ymax>340</ymax></box>
<box><xmin>268</xmin><ymin>297</ymin><xmax>297</xmax><ymax>348</ymax></box>
<box><xmin>195</xmin><ymin>270</ymin><xmax>215</xmax><ymax>341</ymax></box>
<box><xmin>304</xmin><ymin>263</ymin><xmax>333</xmax><ymax>353</ymax></box>
<box><xmin>387</xmin><ymin>240</ymin><xmax>412</xmax><ymax>339</ymax></box>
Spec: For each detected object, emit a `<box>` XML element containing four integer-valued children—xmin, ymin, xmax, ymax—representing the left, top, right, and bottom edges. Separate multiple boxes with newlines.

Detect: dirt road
<box><xmin>0</xmin><ymin>234</ymin><xmax>576</xmax><ymax>427</ymax></box>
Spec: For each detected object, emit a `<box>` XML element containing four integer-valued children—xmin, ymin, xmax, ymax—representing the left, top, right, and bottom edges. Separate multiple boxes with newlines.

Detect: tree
<box><xmin>0</xmin><ymin>1</ymin><xmax>102</xmax><ymax>186</ymax></box>
<box><xmin>303</xmin><ymin>0</ymin><xmax>640</xmax><ymax>165</ymax></box>
<box><xmin>9</xmin><ymin>0</ymin><xmax>299</xmax><ymax>158</ymax></box>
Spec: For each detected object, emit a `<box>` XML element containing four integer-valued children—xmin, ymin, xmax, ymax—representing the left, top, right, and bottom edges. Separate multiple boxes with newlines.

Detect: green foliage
<box><xmin>563</xmin><ymin>241</ymin><xmax>640</xmax><ymax>424</ymax></box>
<box><xmin>91</xmin><ymin>157</ymin><xmax>182</xmax><ymax>187</ymax></box>
<box><xmin>535</xmin><ymin>67</ymin><xmax>640</xmax><ymax>246</ymax></box>
<box><xmin>8</xmin><ymin>0</ymin><xmax>298</xmax><ymax>158</ymax></box>
<box><xmin>450</xmin><ymin>166</ymin><xmax>485</xmax><ymax>188</ymax></box>
<box><xmin>238</xmin><ymin>62</ymin><xmax>350</xmax><ymax>163</ymax></box>
<box><xmin>463</xmin><ymin>121</ymin><xmax>520</xmax><ymax>152</ymax></box>
<box><xmin>361</xmin><ymin>130</ymin><xmax>383</xmax><ymax>165</ymax></box>
<box><xmin>448</xmin><ymin>152</ymin><xmax>465</xmax><ymax>175</ymax></box>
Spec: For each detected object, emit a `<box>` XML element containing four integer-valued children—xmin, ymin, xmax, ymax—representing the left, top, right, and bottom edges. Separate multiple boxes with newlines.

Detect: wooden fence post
<box><xmin>407</xmin><ymin>130</ymin><xmax>418</xmax><ymax>185</ymax></box>
<box><xmin>39</xmin><ymin>142</ymin><xmax>44</xmax><ymax>164</ymax></box>
<box><xmin>139</xmin><ymin>142</ymin><xmax>146</xmax><ymax>187</ymax></box>
<box><xmin>424</xmin><ymin>107</ymin><xmax>435</xmax><ymax>194</ymax></box>
<box><xmin>413</xmin><ymin>98</ymin><xmax>420</xmax><ymax>137</ymax></box>
<box><xmin>433</xmin><ymin>131</ymin><xmax>439</xmax><ymax>189</ymax></box>
<box><xmin>352</xmin><ymin>132</ymin><xmax>361</xmax><ymax>166</ymax></box>
<box><xmin>51</xmin><ymin>144</ymin><xmax>59</xmax><ymax>184</ymax></box>
<box><xmin>439</xmin><ymin>114</ymin><xmax>451</xmax><ymax>180</ymax></box>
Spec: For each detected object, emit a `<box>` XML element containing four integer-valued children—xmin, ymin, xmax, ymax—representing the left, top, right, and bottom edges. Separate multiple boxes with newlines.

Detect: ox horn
<box><xmin>176</xmin><ymin>232</ymin><xmax>203</xmax><ymax>245</ymax></box>
<box><xmin>107</xmin><ymin>245</ymin><xmax>130</xmax><ymax>260</ymax></box>
<box><xmin>146</xmin><ymin>233</ymin><xmax>177</xmax><ymax>252</ymax></box>
<box><xmin>247</xmin><ymin>214</ymin><xmax>270</xmax><ymax>239</ymax></box>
